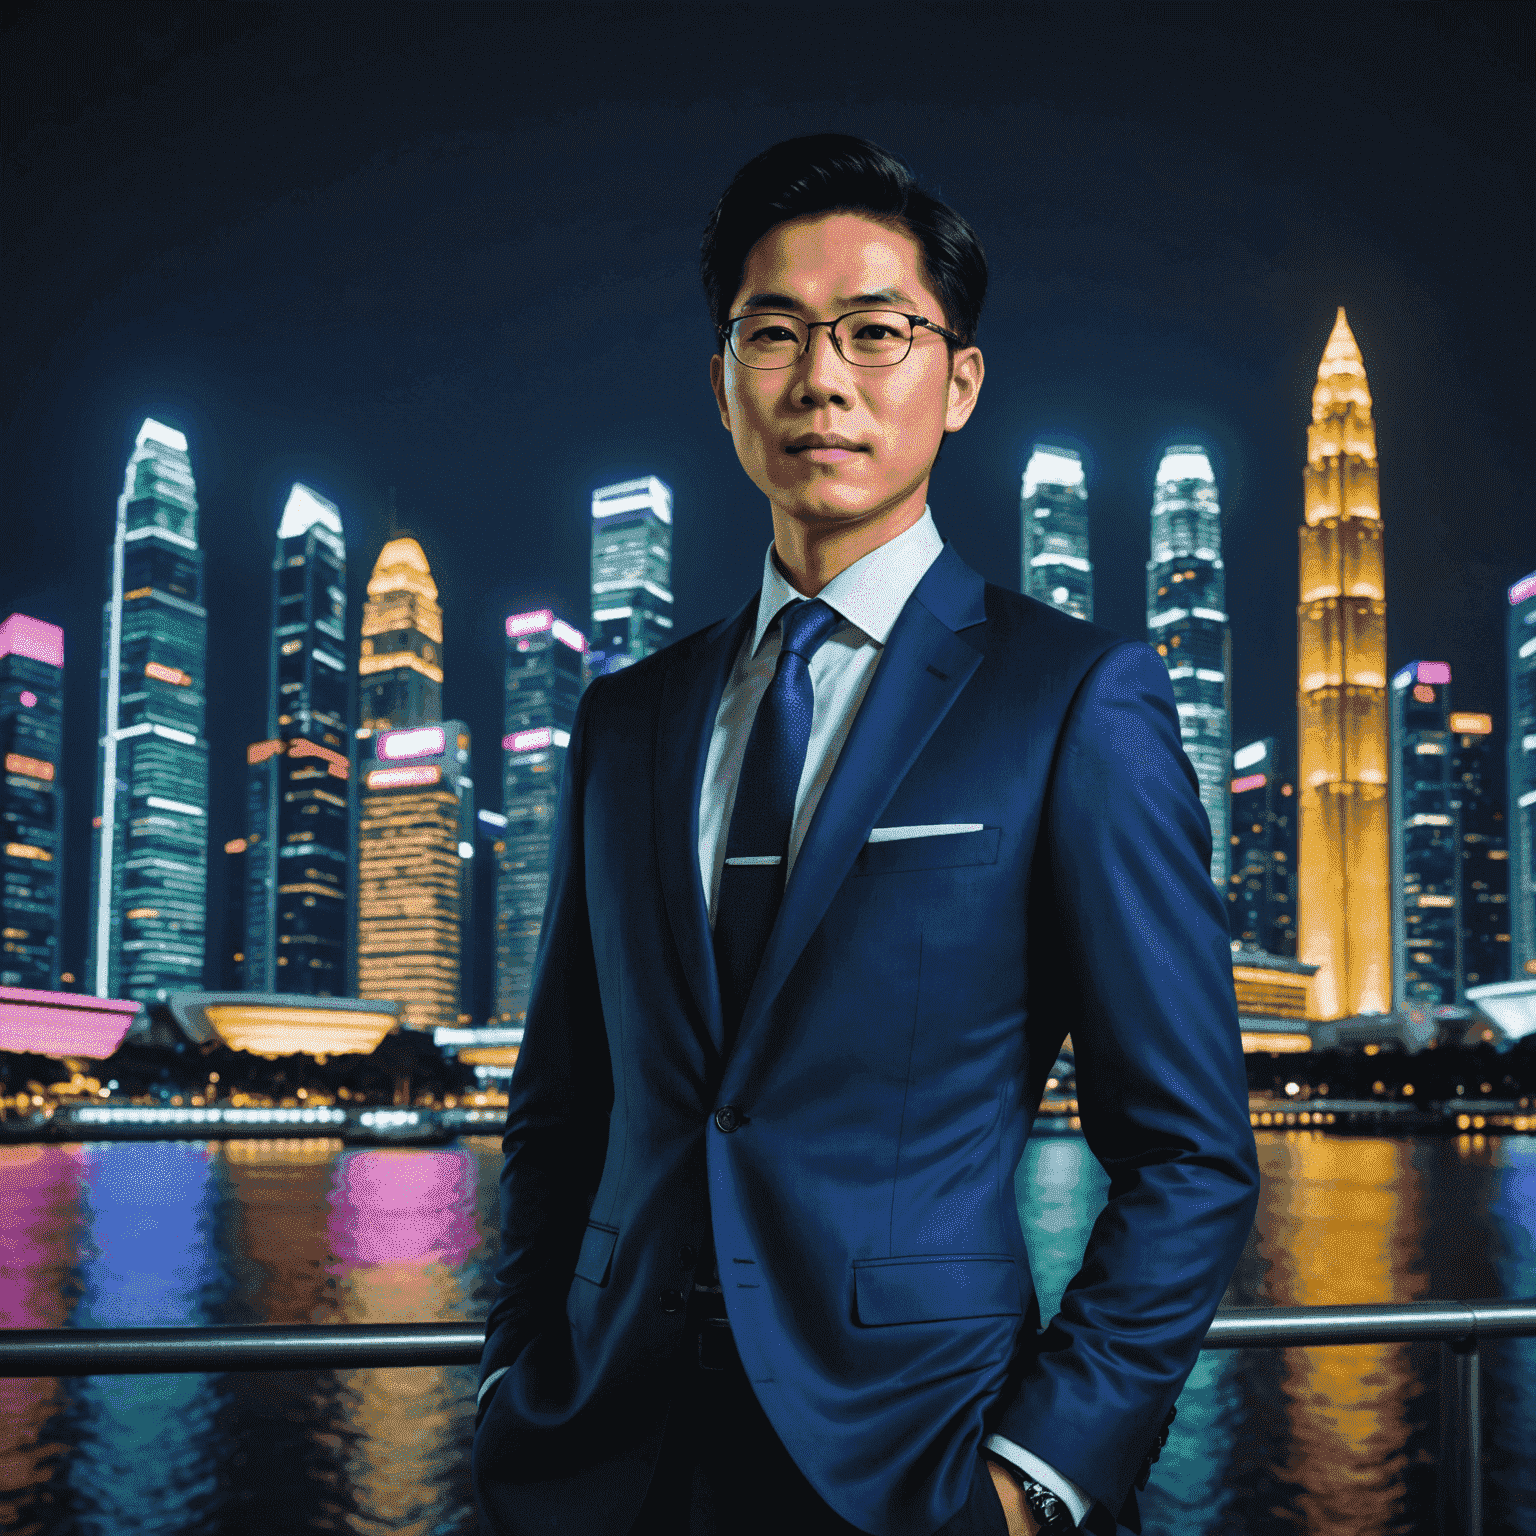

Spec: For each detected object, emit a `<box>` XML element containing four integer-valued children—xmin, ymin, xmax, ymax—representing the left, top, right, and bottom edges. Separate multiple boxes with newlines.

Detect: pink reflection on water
<box><xmin>326</xmin><ymin>1150</ymin><xmax>477</xmax><ymax>1267</ymax></box>
<box><xmin>0</xmin><ymin>1145</ymin><xmax>85</xmax><ymax>1327</ymax></box>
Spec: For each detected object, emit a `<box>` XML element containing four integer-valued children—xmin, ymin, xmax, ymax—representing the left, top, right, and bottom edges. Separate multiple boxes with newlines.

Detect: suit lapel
<box><xmin>723</xmin><ymin>547</ymin><xmax>988</xmax><ymax>1087</ymax></box>
<box><xmin>653</xmin><ymin>596</ymin><xmax>757</xmax><ymax>1060</ymax></box>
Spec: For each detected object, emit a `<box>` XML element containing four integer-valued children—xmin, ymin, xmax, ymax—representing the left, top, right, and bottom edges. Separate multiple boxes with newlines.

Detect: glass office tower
<box><xmin>1021</xmin><ymin>444</ymin><xmax>1091</xmax><ymax>620</ymax></box>
<box><xmin>496</xmin><ymin>610</ymin><xmax>585</xmax><ymax>1022</ymax></box>
<box><xmin>1390</xmin><ymin>662</ymin><xmax>1460</xmax><ymax>1007</ymax></box>
<box><xmin>1449</xmin><ymin>711</ymin><xmax>1510</xmax><ymax>990</ymax></box>
<box><xmin>243</xmin><ymin>485</ymin><xmax>352</xmax><ymax>995</ymax></box>
<box><xmin>359</xmin><ymin>537</ymin><xmax>442</xmax><ymax>733</ymax></box>
<box><xmin>589</xmin><ymin>477</ymin><xmax>672</xmax><ymax>676</ymax></box>
<box><xmin>356</xmin><ymin>722</ymin><xmax>474</xmax><ymax>1031</ymax></box>
<box><xmin>1228</xmin><ymin>738</ymin><xmax>1298</xmax><ymax>957</ymax></box>
<box><xmin>1509</xmin><ymin>571</ymin><xmax>1536</xmax><ymax>979</ymax></box>
<box><xmin>1</xmin><ymin>614</ymin><xmax>65</xmax><ymax>989</ymax></box>
<box><xmin>1147</xmin><ymin>446</ymin><xmax>1230</xmax><ymax>888</ymax></box>
<box><xmin>1297</xmin><ymin>310</ymin><xmax>1390</xmax><ymax>1020</ymax></box>
<box><xmin>89</xmin><ymin>418</ymin><xmax>209</xmax><ymax>1000</ymax></box>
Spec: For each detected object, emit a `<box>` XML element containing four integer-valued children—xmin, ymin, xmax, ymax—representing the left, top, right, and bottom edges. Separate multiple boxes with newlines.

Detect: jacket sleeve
<box><xmin>990</xmin><ymin>640</ymin><xmax>1260</xmax><ymax>1517</ymax></box>
<box><xmin>479</xmin><ymin>675</ymin><xmax>614</xmax><ymax>1398</ymax></box>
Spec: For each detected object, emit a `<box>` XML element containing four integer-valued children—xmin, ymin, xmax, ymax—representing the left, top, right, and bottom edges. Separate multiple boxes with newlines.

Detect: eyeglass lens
<box><xmin>728</xmin><ymin>310</ymin><xmax>915</xmax><ymax>369</ymax></box>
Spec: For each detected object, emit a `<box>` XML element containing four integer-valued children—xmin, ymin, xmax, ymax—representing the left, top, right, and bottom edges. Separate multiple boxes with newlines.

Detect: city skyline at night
<box><xmin>1020</xmin><ymin>444</ymin><xmax>1092</xmax><ymax>622</ymax></box>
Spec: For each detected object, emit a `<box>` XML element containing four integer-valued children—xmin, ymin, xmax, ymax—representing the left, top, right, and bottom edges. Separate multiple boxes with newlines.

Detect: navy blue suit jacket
<box><xmin>473</xmin><ymin>545</ymin><xmax>1260</xmax><ymax>1535</ymax></box>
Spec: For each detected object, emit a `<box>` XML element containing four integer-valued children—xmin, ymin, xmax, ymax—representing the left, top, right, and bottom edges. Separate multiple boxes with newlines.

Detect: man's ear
<box><xmin>943</xmin><ymin>345</ymin><xmax>984</xmax><ymax>434</ymax></box>
<box><xmin>709</xmin><ymin>351</ymin><xmax>732</xmax><ymax>432</ymax></box>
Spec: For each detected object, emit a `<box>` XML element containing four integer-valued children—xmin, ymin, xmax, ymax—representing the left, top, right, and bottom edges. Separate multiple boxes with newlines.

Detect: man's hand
<box><xmin>985</xmin><ymin>1458</ymin><xmax>1042</xmax><ymax>1536</ymax></box>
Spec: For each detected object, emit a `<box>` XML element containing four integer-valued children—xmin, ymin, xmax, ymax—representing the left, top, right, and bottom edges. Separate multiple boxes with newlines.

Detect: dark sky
<box><xmin>3</xmin><ymin>1</ymin><xmax>1532</xmax><ymax>985</ymax></box>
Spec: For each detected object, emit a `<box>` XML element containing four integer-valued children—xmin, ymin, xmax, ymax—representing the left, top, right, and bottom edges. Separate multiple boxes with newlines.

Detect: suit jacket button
<box><xmin>714</xmin><ymin>1105</ymin><xmax>742</xmax><ymax>1133</ymax></box>
<box><xmin>678</xmin><ymin>1244</ymin><xmax>698</xmax><ymax>1268</ymax></box>
<box><xmin>659</xmin><ymin>1289</ymin><xmax>684</xmax><ymax>1314</ymax></box>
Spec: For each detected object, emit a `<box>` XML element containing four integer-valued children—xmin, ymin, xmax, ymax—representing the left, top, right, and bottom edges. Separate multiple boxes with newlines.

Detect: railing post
<box><xmin>1439</xmin><ymin>1338</ymin><xmax>1481</xmax><ymax>1536</ymax></box>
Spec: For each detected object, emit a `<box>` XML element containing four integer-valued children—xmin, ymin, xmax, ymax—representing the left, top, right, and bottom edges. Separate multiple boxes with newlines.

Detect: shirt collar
<box><xmin>750</xmin><ymin>507</ymin><xmax>944</xmax><ymax>655</ymax></box>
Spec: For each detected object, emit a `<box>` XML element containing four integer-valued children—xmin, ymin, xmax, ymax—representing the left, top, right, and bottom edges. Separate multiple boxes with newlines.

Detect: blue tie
<box><xmin>713</xmin><ymin>598</ymin><xmax>842</xmax><ymax>1043</ymax></box>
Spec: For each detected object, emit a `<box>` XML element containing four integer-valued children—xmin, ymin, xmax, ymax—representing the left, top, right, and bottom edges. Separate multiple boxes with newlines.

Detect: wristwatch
<box><xmin>991</xmin><ymin>1462</ymin><xmax>1077</xmax><ymax>1534</ymax></box>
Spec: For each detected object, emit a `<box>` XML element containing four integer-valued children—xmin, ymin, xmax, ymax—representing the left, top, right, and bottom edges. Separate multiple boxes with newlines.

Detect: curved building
<box><xmin>1297</xmin><ymin>309</ymin><xmax>1390</xmax><ymax>1020</ymax></box>
<box><xmin>359</xmin><ymin>537</ymin><xmax>442</xmax><ymax>733</ymax></box>
<box><xmin>1021</xmin><ymin>445</ymin><xmax>1092</xmax><ymax>621</ymax></box>
<box><xmin>1147</xmin><ymin>446</ymin><xmax>1231</xmax><ymax>889</ymax></box>
<box><xmin>89</xmin><ymin>419</ymin><xmax>209</xmax><ymax>1001</ymax></box>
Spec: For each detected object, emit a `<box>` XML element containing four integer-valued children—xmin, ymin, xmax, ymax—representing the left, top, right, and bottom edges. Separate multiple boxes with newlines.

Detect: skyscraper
<box><xmin>356</xmin><ymin>722</ymin><xmax>474</xmax><ymax>1031</ymax></box>
<box><xmin>1390</xmin><ymin>661</ymin><xmax>1460</xmax><ymax>1008</ymax></box>
<box><xmin>89</xmin><ymin>418</ymin><xmax>209</xmax><ymax>1001</ymax></box>
<box><xmin>1296</xmin><ymin>310</ymin><xmax>1390</xmax><ymax>1020</ymax></box>
<box><xmin>243</xmin><ymin>485</ymin><xmax>352</xmax><ymax>995</ymax></box>
<box><xmin>1449</xmin><ymin>710</ymin><xmax>1510</xmax><ymax>991</ymax></box>
<box><xmin>1021</xmin><ymin>444</ymin><xmax>1091</xmax><ymax>620</ymax></box>
<box><xmin>1509</xmin><ymin>570</ymin><xmax>1536</xmax><ymax>979</ymax></box>
<box><xmin>496</xmin><ymin>609</ymin><xmax>585</xmax><ymax>1022</ymax></box>
<box><xmin>589</xmin><ymin>477</ymin><xmax>673</xmax><ymax>676</ymax></box>
<box><xmin>1</xmin><ymin>614</ymin><xmax>65</xmax><ymax>989</ymax></box>
<box><xmin>1228</xmin><ymin>738</ymin><xmax>1298</xmax><ymax>957</ymax></box>
<box><xmin>1147</xmin><ymin>446</ymin><xmax>1231</xmax><ymax>888</ymax></box>
<box><xmin>359</xmin><ymin>536</ymin><xmax>442</xmax><ymax>732</ymax></box>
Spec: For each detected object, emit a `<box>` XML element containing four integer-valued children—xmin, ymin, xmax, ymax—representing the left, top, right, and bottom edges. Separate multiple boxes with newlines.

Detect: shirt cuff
<box><xmin>477</xmin><ymin>1365</ymin><xmax>510</xmax><ymax>1408</ymax></box>
<box><xmin>983</xmin><ymin>1434</ymin><xmax>1092</xmax><ymax>1528</ymax></box>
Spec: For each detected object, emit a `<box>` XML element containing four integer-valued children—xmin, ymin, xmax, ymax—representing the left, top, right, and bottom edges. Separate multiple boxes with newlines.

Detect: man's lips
<box><xmin>786</xmin><ymin>435</ymin><xmax>867</xmax><ymax>458</ymax></box>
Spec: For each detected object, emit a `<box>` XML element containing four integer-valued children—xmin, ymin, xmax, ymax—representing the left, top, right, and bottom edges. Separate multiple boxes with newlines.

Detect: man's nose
<box><xmin>796</xmin><ymin>326</ymin><xmax>853</xmax><ymax>403</ymax></box>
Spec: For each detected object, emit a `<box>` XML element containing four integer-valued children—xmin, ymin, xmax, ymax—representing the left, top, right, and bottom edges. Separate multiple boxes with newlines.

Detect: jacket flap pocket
<box><xmin>573</xmin><ymin>1221</ymin><xmax>618</xmax><ymax>1286</ymax></box>
<box><xmin>853</xmin><ymin>1255</ymin><xmax>1019</xmax><ymax>1325</ymax></box>
<box><xmin>853</xmin><ymin>827</ymin><xmax>1000</xmax><ymax>877</ymax></box>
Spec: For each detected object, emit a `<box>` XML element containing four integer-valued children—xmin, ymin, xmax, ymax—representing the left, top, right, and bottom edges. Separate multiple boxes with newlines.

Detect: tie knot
<box><xmin>778</xmin><ymin>599</ymin><xmax>841</xmax><ymax>663</ymax></box>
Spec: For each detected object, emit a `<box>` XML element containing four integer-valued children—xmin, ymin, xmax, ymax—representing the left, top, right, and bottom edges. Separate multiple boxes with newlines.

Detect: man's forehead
<box><xmin>734</xmin><ymin>213</ymin><xmax>934</xmax><ymax>312</ymax></box>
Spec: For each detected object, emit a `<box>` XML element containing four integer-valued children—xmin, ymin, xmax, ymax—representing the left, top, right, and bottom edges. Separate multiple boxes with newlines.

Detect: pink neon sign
<box><xmin>506</xmin><ymin>609</ymin><xmax>553</xmax><ymax>637</ymax></box>
<box><xmin>503</xmin><ymin>727</ymin><xmax>552</xmax><ymax>753</ymax></box>
<box><xmin>1416</xmin><ymin>661</ymin><xmax>1451</xmax><ymax>685</ymax></box>
<box><xmin>1509</xmin><ymin>573</ymin><xmax>1536</xmax><ymax>606</ymax></box>
<box><xmin>1231</xmin><ymin>772</ymin><xmax>1267</xmax><ymax>795</ymax></box>
<box><xmin>551</xmin><ymin>619</ymin><xmax>586</xmax><ymax>653</ymax></box>
<box><xmin>0</xmin><ymin>615</ymin><xmax>64</xmax><ymax>670</ymax></box>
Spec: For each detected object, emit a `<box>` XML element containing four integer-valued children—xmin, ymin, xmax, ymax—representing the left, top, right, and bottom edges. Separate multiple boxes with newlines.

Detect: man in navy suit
<box><xmin>473</xmin><ymin>135</ymin><xmax>1259</xmax><ymax>1536</ymax></box>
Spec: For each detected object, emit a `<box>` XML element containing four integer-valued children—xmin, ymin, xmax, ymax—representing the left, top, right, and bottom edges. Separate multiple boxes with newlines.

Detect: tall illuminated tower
<box><xmin>1147</xmin><ymin>446</ymin><xmax>1231</xmax><ymax>888</ymax></box>
<box><xmin>589</xmin><ymin>477</ymin><xmax>672</xmax><ymax>676</ymax></box>
<box><xmin>89</xmin><ymin>418</ymin><xmax>209</xmax><ymax>1000</ymax></box>
<box><xmin>359</xmin><ymin>537</ymin><xmax>442</xmax><ymax>733</ymax></box>
<box><xmin>496</xmin><ymin>609</ymin><xmax>585</xmax><ymax>1022</ymax></box>
<box><xmin>1449</xmin><ymin>709</ymin><xmax>1509</xmax><ymax>990</ymax></box>
<box><xmin>1296</xmin><ymin>309</ymin><xmax>1390</xmax><ymax>1020</ymax></box>
<box><xmin>243</xmin><ymin>485</ymin><xmax>352</xmax><ymax>994</ymax></box>
<box><xmin>1389</xmin><ymin>662</ymin><xmax>1460</xmax><ymax>1007</ymax></box>
<box><xmin>1021</xmin><ymin>444</ymin><xmax>1091</xmax><ymax>620</ymax></box>
<box><xmin>1</xmin><ymin>614</ymin><xmax>65</xmax><ymax>989</ymax></box>
<box><xmin>1509</xmin><ymin>570</ymin><xmax>1536</xmax><ymax>978</ymax></box>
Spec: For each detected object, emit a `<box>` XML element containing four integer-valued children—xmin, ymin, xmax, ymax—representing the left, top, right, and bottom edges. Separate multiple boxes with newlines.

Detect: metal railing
<box><xmin>3</xmin><ymin>1298</ymin><xmax>1533</xmax><ymax>1536</ymax></box>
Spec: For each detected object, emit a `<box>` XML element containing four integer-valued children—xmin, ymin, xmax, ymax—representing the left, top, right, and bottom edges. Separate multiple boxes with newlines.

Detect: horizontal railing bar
<box><xmin>2</xmin><ymin>1299</ymin><xmax>1533</xmax><ymax>1377</ymax></box>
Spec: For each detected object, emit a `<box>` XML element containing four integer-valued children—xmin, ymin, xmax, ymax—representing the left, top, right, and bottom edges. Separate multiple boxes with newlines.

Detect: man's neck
<box><xmin>769</xmin><ymin>487</ymin><xmax>929</xmax><ymax>597</ymax></box>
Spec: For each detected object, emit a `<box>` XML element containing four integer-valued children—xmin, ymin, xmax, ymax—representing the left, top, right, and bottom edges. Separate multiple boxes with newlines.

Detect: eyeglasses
<box><xmin>719</xmin><ymin>309</ymin><xmax>963</xmax><ymax>370</ymax></box>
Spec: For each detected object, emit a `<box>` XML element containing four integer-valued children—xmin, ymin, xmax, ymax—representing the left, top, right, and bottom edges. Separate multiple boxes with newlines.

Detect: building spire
<box><xmin>1311</xmin><ymin>306</ymin><xmax>1373</xmax><ymax>434</ymax></box>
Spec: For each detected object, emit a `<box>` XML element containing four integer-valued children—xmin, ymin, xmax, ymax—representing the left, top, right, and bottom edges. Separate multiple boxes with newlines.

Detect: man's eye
<box><xmin>747</xmin><ymin>324</ymin><xmax>797</xmax><ymax>343</ymax></box>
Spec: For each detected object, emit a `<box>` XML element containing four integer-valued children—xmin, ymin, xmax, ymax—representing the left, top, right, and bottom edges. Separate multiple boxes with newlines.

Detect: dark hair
<box><xmin>701</xmin><ymin>134</ymin><xmax>988</xmax><ymax>350</ymax></box>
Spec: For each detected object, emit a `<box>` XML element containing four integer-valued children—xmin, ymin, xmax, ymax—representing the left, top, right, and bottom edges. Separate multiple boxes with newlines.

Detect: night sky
<box><xmin>3</xmin><ymin>2</ymin><xmax>1531</xmax><ymax>988</ymax></box>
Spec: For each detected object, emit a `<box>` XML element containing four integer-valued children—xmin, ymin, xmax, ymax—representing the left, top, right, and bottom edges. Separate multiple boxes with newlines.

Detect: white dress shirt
<box><xmin>695</xmin><ymin>509</ymin><xmax>1092</xmax><ymax>1527</ymax></box>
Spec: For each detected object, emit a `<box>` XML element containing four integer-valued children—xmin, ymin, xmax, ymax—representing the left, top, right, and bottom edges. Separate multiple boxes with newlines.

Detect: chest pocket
<box><xmin>852</xmin><ymin>826</ymin><xmax>1000</xmax><ymax>877</ymax></box>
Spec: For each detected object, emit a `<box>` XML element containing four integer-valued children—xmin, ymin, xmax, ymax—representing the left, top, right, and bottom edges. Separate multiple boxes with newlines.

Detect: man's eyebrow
<box><xmin>735</xmin><ymin>287</ymin><xmax>920</xmax><ymax>313</ymax></box>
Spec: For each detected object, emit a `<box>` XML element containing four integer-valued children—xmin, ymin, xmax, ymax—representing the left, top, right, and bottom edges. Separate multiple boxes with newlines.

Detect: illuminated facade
<box><xmin>89</xmin><ymin>419</ymin><xmax>210</xmax><ymax>1001</ymax></box>
<box><xmin>497</xmin><ymin>610</ymin><xmax>585</xmax><ymax>1022</ymax></box>
<box><xmin>471</xmin><ymin>808</ymin><xmax>505</xmax><ymax>1024</ymax></box>
<box><xmin>1510</xmin><ymin>571</ymin><xmax>1536</xmax><ymax>979</ymax></box>
<box><xmin>359</xmin><ymin>537</ymin><xmax>442</xmax><ymax>732</ymax></box>
<box><xmin>1390</xmin><ymin>662</ymin><xmax>1460</xmax><ymax>1007</ymax></box>
<box><xmin>1021</xmin><ymin>444</ymin><xmax>1091</xmax><ymax>620</ymax></box>
<box><xmin>1449</xmin><ymin>711</ymin><xmax>1509</xmax><ymax>991</ymax></box>
<box><xmin>1147</xmin><ymin>446</ymin><xmax>1230</xmax><ymax>888</ymax></box>
<box><xmin>243</xmin><ymin>485</ymin><xmax>352</xmax><ymax>996</ymax></box>
<box><xmin>356</xmin><ymin>722</ymin><xmax>474</xmax><ymax>1031</ymax></box>
<box><xmin>1297</xmin><ymin>310</ymin><xmax>1390</xmax><ymax>1020</ymax></box>
<box><xmin>1</xmin><ymin>615</ymin><xmax>65</xmax><ymax>989</ymax></box>
<box><xmin>589</xmin><ymin>477</ymin><xmax>672</xmax><ymax>676</ymax></box>
<box><xmin>1228</xmin><ymin>738</ymin><xmax>1298</xmax><ymax>957</ymax></box>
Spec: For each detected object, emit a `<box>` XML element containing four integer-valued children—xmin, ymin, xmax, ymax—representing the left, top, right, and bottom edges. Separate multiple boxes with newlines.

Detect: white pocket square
<box><xmin>866</xmin><ymin>823</ymin><xmax>984</xmax><ymax>844</ymax></box>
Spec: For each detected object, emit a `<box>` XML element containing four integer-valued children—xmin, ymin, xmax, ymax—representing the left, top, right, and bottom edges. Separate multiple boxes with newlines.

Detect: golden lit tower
<box><xmin>359</xmin><ymin>538</ymin><xmax>442</xmax><ymax>734</ymax></box>
<box><xmin>1297</xmin><ymin>308</ymin><xmax>1390</xmax><ymax>1019</ymax></box>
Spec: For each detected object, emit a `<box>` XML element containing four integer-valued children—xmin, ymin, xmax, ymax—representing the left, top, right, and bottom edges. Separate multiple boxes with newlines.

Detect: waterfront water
<box><xmin>1</xmin><ymin>1131</ymin><xmax>1532</xmax><ymax>1535</ymax></box>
